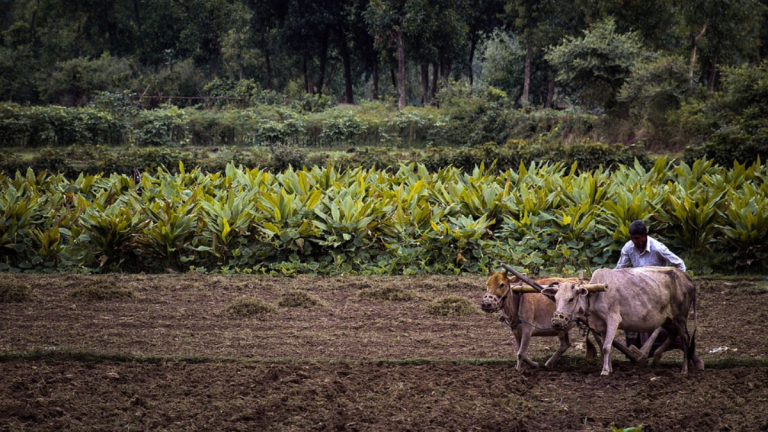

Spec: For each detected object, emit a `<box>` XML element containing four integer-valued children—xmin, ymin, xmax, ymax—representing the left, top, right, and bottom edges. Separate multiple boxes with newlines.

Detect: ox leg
<box><xmin>674</xmin><ymin>320</ymin><xmax>691</xmax><ymax>374</ymax></box>
<box><xmin>516</xmin><ymin>328</ymin><xmax>540</xmax><ymax>369</ymax></box>
<box><xmin>601</xmin><ymin>320</ymin><xmax>621</xmax><ymax>376</ymax></box>
<box><xmin>544</xmin><ymin>331</ymin><xmax>571</xmax><ymax>368</ymax></box>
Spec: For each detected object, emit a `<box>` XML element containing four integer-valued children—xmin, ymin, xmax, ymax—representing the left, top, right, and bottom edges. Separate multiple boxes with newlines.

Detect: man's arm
<box><xmin>657</xmin><ymin>243</ymin><xmax>686</xmax><ymax>272</ymax></box>
<box><xmin>615</xmin><ymin>245</ymin><xmax>632</xmax><ymax>269</ymax></box>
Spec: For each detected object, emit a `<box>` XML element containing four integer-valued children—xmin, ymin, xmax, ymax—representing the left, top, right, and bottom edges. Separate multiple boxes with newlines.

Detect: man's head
<box><xmin>628</xmin><ymin>220</ymin><xmax>648</xmax><ymax>251</ymax></box>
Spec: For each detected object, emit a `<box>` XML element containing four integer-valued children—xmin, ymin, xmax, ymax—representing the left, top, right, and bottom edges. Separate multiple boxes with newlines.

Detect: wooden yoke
<box><xmin>509</xmin><ymin>284</ymin><xmax>607</xmax><ymax>293</ymax></box>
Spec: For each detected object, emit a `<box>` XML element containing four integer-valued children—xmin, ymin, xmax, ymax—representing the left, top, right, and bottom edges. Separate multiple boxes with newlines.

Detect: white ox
<box><xmin>541</xmin><ymin>267</ymin><xmax>697</xmax><ymax>375</ymax></box>
<box><xmin>481</xmin><ymin>270</ymin><xmax>582</xmax><ymax>369</ymax></box>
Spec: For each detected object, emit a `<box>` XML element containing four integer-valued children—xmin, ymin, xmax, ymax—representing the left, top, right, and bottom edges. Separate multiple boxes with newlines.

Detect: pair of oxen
<box><xmin>481</xmin><ymin>266</ymin><xmax>698</xmax><ymax>376</ymax></box>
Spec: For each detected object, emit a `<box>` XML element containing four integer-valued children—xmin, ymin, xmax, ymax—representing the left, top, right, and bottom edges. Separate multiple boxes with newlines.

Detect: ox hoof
<box><xmin>693</xmin><ymin>356</ymin><xmax>705</xmax><ymax>370</ymax></box>
<box><xmin>600</xmin><ymin>370</ymin><xmax>610</xmax><ymax>376</ymax></box>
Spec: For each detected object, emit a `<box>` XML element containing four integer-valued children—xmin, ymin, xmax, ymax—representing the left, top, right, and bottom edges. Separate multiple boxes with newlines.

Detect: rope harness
<box><xmin>498</xmin><ymin>283</ymin><xmax>560</xmax><ymax>331</ymax></box>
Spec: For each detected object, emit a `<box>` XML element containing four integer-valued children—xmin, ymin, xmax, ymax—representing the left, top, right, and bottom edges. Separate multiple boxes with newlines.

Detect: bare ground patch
<box><xmin>1</xmin><ymin>273</ymin><xmax>767</xmax><ymax>431</ymax></box>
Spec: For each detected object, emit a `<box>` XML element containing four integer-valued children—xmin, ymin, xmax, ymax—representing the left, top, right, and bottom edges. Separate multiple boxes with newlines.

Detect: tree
<box><xmin>545</xmin><ymin>18</ymin><xmax>651</xmax><ymax>110</ymax></box>
<box><xmin>677</xmin><ymin>0</ymin><xmax>765</xmax><ymax>91</ymax></box>
<box><xmin>618</xmin><ymin>55</ymin><xmax>692</xmax><ymax>123</ymax></box>
<box><xmin>365</xmin><ymin>0</ymin><xmax>408</xmax><ymax>108</ymax></box>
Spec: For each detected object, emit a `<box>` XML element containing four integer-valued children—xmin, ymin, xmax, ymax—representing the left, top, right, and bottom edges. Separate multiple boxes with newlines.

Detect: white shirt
<box><xmin>615</xmin><ymin>236</ymin><xmax>686</xmax><ymax>272</ymax></box>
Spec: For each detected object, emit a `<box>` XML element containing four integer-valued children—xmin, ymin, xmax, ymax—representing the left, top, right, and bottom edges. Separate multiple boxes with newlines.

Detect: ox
<box><xmin>541</xmin><ymin>267</ymin><xmax>697</xmax><ymax>375</ymax></box>
<box><xmin>481</xmin><ymin>270</ymin><xmax>582</xmax><ymax>369</ymax></box>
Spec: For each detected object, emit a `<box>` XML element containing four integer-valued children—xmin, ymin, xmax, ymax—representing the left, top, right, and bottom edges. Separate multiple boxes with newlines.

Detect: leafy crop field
<box><xmin>3</xmin><ymin>158</ymin><xmax>768</xmax><ymax>276</ymax></box>
<box><xmin>1</xmin><ymin>273</ymin><xmax>767</xmax><ymax>431</ymax></box>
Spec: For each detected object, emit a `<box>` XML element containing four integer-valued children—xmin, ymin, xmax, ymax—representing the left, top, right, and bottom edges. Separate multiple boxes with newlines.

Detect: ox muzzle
<box><xmin>481</xmin><ymin>293</ymin><xmax>503</xmax><ymax>313</ymax></box>
<box><xmin>551</xmin><ymin>311</ymin><xmax>572</xmax><ymax>330</ymax></box>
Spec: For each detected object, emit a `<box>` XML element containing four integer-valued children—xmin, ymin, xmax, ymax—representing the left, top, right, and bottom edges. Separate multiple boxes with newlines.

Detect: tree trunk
<box><xmin>341</xmin><ymin>39</ymin><xmax>354</xmax><ymax>104</ymax></box>
<box><xmin>545</xmin><ymin>80</ymin><xmax>555</xmax><ymax>109</ymax></box>
<box><xmin>391</xmin><ymin>67</ymin><xmax>397</xmax><ymax>90</ymax></box>
<box><xmin>421</xmin><ymin>63</ymin><xmax>430</xmax><ymax>105</ymax></box>
<box><xmin>689</xmin><ymin>24</ymin><xmax>707</xmax><ymax>87</ymax></box>
<box><xmin>431</xmin><ymin>62</ymin><xmax>439</xmax><ymax>104</ymax></box>
<box><xmin>522</xmin><ymin>41</ymin><xmax>533</xmax><ymax>104</ymax></box>
<box><xmin>325</xmin><ymin>61</ymin><xmax>339</xmax><ymax>93</ymax></box>
<box><xmin>708</xmin><ymin>48</ymin><xmax>719</xmax><ymax>92</ymax></box>
<box><xmin>441</xmin><ymin>58</ymin><xmax>452</xmax><ymax>87</ymax></box>
<box><xmin>316</xmin><ymin>33</ymin><xmax>330</xmax><ymax>96</ymax></box>
<box><xmin>303</xmin><ymin>57</ymin><xmax>310</xmax><ymax>93</ymax></box>
<box><xmin>133</xmin><ymin>0</ymin><xmax>141</xmax><ymax>29</ymax></box>
<box><xmin>468</xmin><ymin>35</ymin><xmax>478</xmax><ymax>86</ymax></box>
<box><xmin>372</xmin><ymin>60</ymin><xmax>379</xmax><ymax>100</ymax></box>
<box><xmin>397</xmin><ymin>29</ymin><xmax>406</xmax><ymax>109</ymax></box>
<box><xmin>265</xmin><ymin>46</ymin><xmax>272</xmax><ymax>90</ymax></box>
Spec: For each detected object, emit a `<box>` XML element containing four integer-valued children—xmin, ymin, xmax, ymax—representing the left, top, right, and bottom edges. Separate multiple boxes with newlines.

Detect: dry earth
<box><xmin>1</xmin><ymin>273</ymin><xmax>767</xmax><ymax>431</ymax></box>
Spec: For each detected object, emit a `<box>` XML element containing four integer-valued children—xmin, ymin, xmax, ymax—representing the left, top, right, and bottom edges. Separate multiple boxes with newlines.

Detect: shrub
<box><xmin>268</xmin><ymin>145</ymin><xmax>307</xmax><ymax>172</ymax></box>
<box><xmin>41</xmin><ymin>54</ymin><xmax>135</xmax><ymax>106</ymax></box>
<box><xmin>677</xmin><ymin>62</ymin><xmax>768</xmax><ymax>166</ymax></box>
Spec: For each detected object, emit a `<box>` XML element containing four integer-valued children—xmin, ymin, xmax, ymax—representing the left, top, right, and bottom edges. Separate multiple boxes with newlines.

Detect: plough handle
<box><xmin>499</xmin><ymin>263</ymin><xmax>552</xmax><ymax>301</ymax></box>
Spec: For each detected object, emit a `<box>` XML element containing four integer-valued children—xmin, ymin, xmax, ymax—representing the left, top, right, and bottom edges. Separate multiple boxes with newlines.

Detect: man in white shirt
<box><xmin>616</xmin><ymin>220</ymin><xmax>704</xmax><ymax>369</ymax></box>
<box><xmin>616</xmin><ymin>220</ymin><xmax>686</xmax><ymax>272</ymax></box>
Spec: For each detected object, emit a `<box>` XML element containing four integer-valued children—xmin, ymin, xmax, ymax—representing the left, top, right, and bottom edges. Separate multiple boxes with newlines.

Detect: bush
<box><xmin>268</xmin><ymin>145</ymin><xmax>307</xmax><ymax>172</ymax></box>
<box><xmin>0</xmin><ymin>103</ymin><xmax>126</xmax><ymax>147</ymax></box>
<box><xmin>41</xmin><ymin>54</ymin><xmax>135</xmax><ymax>106</ymax></box>
<box><xmin>677</xmin><ymin>62</ymin><xmax>768</xmax><ymax>166</ymax></box>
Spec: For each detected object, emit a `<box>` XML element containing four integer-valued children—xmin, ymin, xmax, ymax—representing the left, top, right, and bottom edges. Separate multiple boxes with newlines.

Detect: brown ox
<box><xmin>541</xmin><ymin>267</ymin><xmax>697</xmax><ymax>375</ymax></box>
<box><xmin>481</xmin><ymin>270</ymin><xmax>580</xmax><ymax>369</ymax></box>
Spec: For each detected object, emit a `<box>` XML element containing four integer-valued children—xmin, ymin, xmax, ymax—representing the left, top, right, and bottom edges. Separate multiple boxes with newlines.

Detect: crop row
<box><xmin>1</xmin><ymin>158</ymin><xmax>767</xmax><ymax>275</ymax></box>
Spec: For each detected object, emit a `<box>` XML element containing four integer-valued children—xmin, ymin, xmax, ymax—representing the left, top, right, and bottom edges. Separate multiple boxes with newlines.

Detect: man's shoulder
<box><xmin>647</xmin><ymin>236</ymin><xmax>668</xmax><ymax>250</ymax></box>
<box><xmin>620</xmin><ymin>240</ymin><xmax>635</xmax><ymax>253</ymax></box>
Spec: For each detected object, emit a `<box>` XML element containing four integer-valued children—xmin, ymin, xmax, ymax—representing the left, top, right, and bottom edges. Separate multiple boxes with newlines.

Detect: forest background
<box><xmin>1</xmin><ymin>0</ymin><xmax>768</xmax><ymax>276</ymax></box>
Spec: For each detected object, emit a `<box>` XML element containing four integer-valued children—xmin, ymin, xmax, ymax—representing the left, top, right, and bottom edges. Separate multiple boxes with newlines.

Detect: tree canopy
<box><xmin>1</xmin><ymin>0</ymin><xmax>767</xmax><ymax>109</ymax></box>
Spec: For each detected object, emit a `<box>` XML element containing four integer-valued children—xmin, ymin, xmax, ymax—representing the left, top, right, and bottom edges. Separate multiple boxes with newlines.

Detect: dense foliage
<box><xmin>2</xmin><ymin>159</ymin><xmax>766</xmax><ymax>276</ymax></box>
<box><xmin>2</xmin><ymin>0</ymin><xmax>768</xmax><ymax>165</ymax></box>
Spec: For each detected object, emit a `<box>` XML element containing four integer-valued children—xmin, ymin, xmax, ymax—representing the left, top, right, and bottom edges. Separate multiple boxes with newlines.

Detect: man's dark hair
<box><xmin>628</xmin><ymin>220</ymin><xmax>648</xmax><ymax>235</ymax></box>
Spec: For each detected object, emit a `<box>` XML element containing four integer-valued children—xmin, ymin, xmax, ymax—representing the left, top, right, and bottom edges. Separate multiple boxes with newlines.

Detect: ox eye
<box><xmin>499</xmin><ymin>283</ymin><xmax>505</xmax><ymax>289</ymax></box>
<box><xmin>568</xmin><ymin>298</ymin><xmax>574</xmax><ymax>303</ymax></box>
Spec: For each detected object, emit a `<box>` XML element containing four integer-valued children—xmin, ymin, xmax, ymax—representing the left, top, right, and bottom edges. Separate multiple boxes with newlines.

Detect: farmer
<box><xmin>616</xmin><ymin>220</ymin><xmax>705</xmax><ymax>369</ymax></box>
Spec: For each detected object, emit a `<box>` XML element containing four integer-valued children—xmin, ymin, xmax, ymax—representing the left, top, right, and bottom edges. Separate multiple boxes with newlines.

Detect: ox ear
<box><xmin>541</xmin><ymin>283</ymin><xmax>560</xmax><ymax>297</ymax></box>
<box><xmin>576</xmin><ymin>286</ymin><xmax>589</xmax><ymax>296</ymax></box>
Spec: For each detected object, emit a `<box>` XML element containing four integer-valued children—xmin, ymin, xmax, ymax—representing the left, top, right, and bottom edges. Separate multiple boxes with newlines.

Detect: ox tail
<box><xmin>687</xmin><ymin>284</ymin><xmax>698</xmax><ymax>362</ymax></box>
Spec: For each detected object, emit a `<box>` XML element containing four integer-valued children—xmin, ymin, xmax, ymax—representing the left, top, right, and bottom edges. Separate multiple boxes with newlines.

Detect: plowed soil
<box><xmin>1</xmin><ymin>273</ymin><xmax>767</xmax><ymax>432</ymax></box>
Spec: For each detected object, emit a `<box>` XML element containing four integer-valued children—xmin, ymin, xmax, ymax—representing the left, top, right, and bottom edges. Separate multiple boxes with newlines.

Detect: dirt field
<box><xmin>1</xmin><ymin>273</ymin><xmax>767</xmax><ymax>431</ymax></box>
